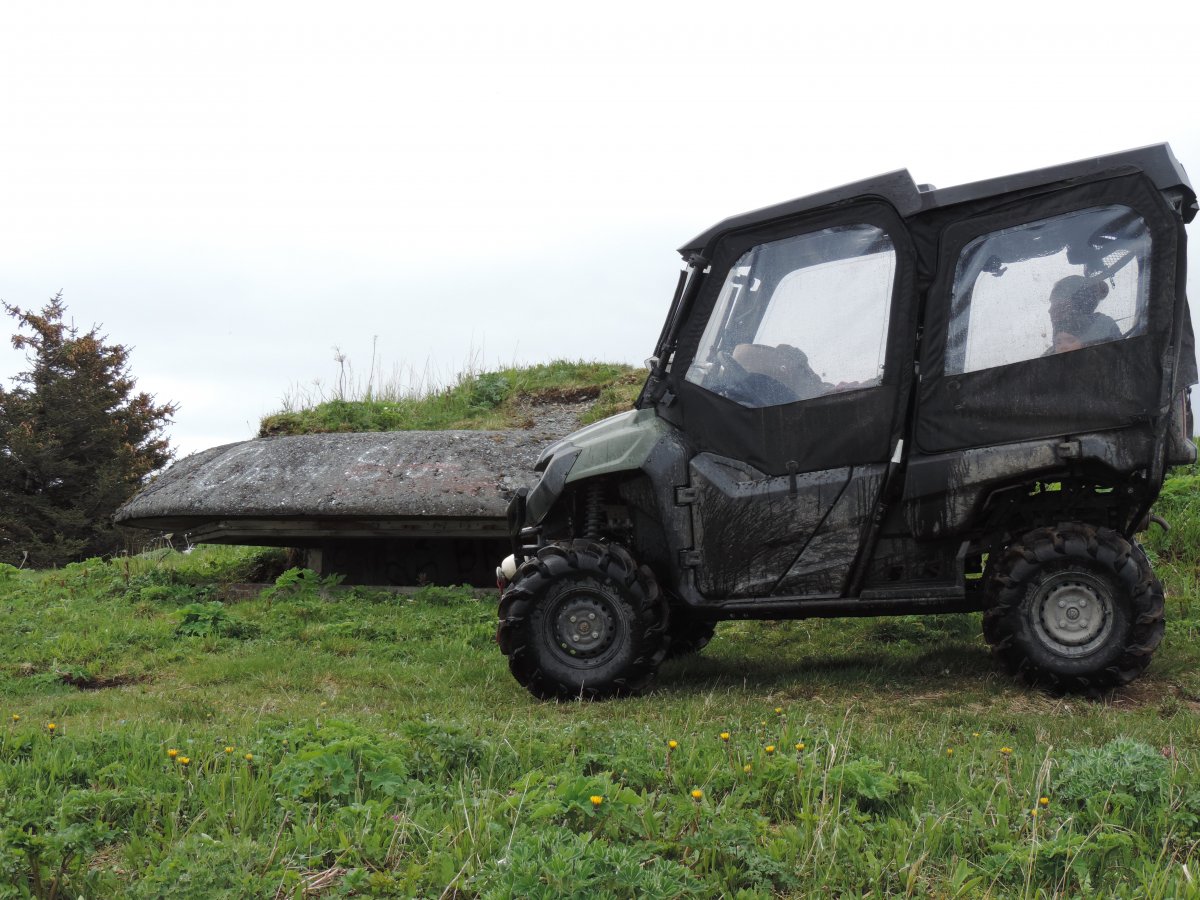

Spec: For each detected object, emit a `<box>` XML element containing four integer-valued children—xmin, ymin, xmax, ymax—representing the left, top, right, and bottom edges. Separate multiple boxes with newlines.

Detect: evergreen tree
<box><xmin>0</xmin><ymin>294</ymin><xmax>177</xmax><ymax>567</ymax></box>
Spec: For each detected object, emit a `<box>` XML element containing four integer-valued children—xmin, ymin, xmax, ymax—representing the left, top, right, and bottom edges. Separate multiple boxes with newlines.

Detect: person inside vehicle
<box><xmin>1047</xmin><ymin>275</ymin><xmax>1121</xmax><ymax>353</ymax></box>
<box><xmin>731</xmin><ymin>341</ymin><xmax>832</xmax><ymax>401</ymax></box>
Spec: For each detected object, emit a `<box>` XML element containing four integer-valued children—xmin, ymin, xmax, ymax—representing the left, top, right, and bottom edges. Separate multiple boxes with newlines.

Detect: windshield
<box><xmin>684</xmin><ymin>224</ymin><xmax>896</xmax><ymax>408</ymax></box>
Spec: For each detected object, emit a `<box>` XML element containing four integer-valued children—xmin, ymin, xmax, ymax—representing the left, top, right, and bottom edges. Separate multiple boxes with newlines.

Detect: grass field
<box><xmin>2</xmin><ymin>513</ymin><xmax>1199</xmax><ymax>898</ymax></box>
<box><xmin>5</xmin><ymin>359</ymin><xmax>1200</xmax><ymax>898</ymax></box>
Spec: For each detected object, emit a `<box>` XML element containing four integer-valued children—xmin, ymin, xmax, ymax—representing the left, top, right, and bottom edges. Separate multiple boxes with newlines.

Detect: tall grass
<box><xmin>1143</xmin><ymin>463</ymin><xmax>1200</xmax><ymax>603</ymax></box>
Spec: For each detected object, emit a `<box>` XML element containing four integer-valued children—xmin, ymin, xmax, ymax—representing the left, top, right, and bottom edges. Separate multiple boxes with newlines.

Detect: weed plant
<box><xmin>3</xmin><ymin>493</ymin><xmax>1200</xmax><ymax>896</ymax></box>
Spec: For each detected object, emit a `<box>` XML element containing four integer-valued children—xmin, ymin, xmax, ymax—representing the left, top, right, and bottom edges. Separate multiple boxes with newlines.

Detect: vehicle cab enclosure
<box><xmin>497</xmin><ymin>144</ymin><xmax>1197</xmax><ymax>699</ymax></box>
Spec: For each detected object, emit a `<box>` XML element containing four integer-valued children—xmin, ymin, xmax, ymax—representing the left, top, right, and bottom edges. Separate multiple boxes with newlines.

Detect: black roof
<box><xmin>679</xmin><ymin>143</ymin><xmax>1196</xmax><ymax>258</ymax></box>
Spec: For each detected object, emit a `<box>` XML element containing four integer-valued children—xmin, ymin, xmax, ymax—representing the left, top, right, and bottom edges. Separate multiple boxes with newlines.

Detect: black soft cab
<box><xmin>496</xmin><ymin>144</ymin><xmax>1197</xmax><ymax>699</ymax></box>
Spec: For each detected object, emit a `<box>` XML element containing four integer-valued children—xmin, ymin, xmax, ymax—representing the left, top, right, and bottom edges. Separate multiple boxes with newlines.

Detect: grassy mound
<box><xmin>258</xmin><ymin>360</ymin><xmax>644</xmax><ymax>437</ymax></box>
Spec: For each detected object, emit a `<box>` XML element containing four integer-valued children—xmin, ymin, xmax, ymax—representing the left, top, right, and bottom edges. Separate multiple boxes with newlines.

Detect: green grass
<box><xmin>1143</xmin><ymin>464</ymin><xmax>1200</xmax><ymax>603</ymax></box>
<box><xmin>258</xmin><ymin>360</ymin><xmax>644</xmax><ymax>437</ymax></box>
<box><xmin>2</xmin><ymin>521</ymin><xmax>1200</xmax><ymax>898</ymax></box>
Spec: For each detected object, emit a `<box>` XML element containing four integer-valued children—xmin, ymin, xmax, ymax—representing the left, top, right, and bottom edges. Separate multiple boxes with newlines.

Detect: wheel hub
<box><xmin>553</xmin><ymin>592</ymin><xmax>617</xmax><ymax>660</ymax></box>
<box><xmin>1033</xmin><ymin>576</ymin><xmax>1113</xmax><ymax>655</ymax></box>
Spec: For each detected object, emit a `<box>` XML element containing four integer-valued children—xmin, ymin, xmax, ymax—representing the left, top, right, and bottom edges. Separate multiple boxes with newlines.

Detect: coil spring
<box><xmin>582</xmin><ymin>482</ymin><xmax>605</xmax><ymax>539</ymax></box>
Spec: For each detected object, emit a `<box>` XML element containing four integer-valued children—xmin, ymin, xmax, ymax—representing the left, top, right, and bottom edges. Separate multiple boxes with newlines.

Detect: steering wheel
<box><xmin>712</xmin><ymin>350</ymin><xmax>798</xmax><ymax>407</ymax></box>
<box><xmin>708</xmin><ymin>350</ymin><xmax>756</xmax><ymax>404</ymax></box>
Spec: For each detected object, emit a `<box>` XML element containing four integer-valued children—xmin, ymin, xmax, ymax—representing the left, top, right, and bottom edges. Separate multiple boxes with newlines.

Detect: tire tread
<box><xmin>495</xmin><ymin>540</ymin><xmax>669</xmax><ymax>700</ymax></box>
<box><xmin>983</xmin><ymin>522</ymin><xmax>1164</xmax><ymax>691</ymax></box>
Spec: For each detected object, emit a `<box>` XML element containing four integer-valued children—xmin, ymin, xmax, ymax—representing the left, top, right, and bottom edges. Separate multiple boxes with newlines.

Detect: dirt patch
<box><xmin>1106</xmin><ymin>679</ymin><xmax>1200</xmax><ymax>713</ymax></box>
<box><xmin>507</xmin><ymin>395</ymin><xmax>593</xmax><ymax>437</ymax></box>
<box><xmin>57</xmin><ymin>670</ymin><xmax>150</xmax><ymax>690</ymax></box>
<box><xmin>88</xmin><ymin>845</ymin><xmax>128</xmax><ymax>876</ymax></box>
<box><xmin>217</xmin><ymin>583</ymin><xmax>270</xmax><ymax>602</ymax></box>
<box><xmin>525</xmin><ymin>386</ymin><xmax>602</xmax><ymax>404</ymax></box>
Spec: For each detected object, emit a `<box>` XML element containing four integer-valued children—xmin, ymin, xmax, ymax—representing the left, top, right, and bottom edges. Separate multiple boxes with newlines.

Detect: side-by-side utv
<box><xmin>495</xmin><ymin>144</ymin><xmax>1198</xmax><ymax>699</ymax></box>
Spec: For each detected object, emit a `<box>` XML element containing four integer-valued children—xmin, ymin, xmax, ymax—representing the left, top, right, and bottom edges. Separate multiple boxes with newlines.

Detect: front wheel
<box><xmin>982</xmin><ymin>523</ymin><xmax>1165</xmax><ymax>691</ymax></box>
<box><xmin>496</xmin><ymin>541</ymin><xmax>669</xmax><ymax>700</ymax></box>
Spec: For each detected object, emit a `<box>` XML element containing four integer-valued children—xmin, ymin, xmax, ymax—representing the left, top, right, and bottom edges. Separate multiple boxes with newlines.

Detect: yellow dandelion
<box><xmin>1039</xmin><ymin>796</ymin><xmax>1049</xmax><ymax>807</ymax></box>
<box><xmin>244</xmin><ymin>753</ymin><xmax>254</xmax><ymax>762</ymax></box>
<box><xmin>46</xmin><ymin>722</ymin><xmax>56</xmax><ymax>732</ymax></box>
<box><xmin>774</xmin><ymin>707</ymin><xmax>783</xmax><ymax>715</ymax></box>
<box><xmin>720</xmin><ymin>732</ymin><xmax>730</xmax><ymax>742</ymax></box>
<box><xmin>224</xmin><ymin>746</ymin><xmax>234</xmax><ymax>754</ymax></box>
<box><xmin>690</xmin><ymin>788</ymin><xmax>704</xmax><ymax>800</ymax></box>
<box><xmin>10</xmin><ymin>714</ymin><xmax>19</xmax><ymax>723</ymax></box>
<box><xmin>1030</xmin><ymin>808</ymin><xmax>1038</xmax><ymax>817</ymax></box>
<box><xmin>179</xmin><ymin>757</ymin><xmax>190</xmax><ymax>766</ymax></box>
<box><xmin>946</xmin><ymin>748</ymin><xmax>954</xmax><ymax>757</ymax></box>
<box><xmin>167</xmin><ymin>748</ymin><xmax>178</xmax><ymax>758</ymax></box>
<box><xmin>743</xmin><ymin>763</ymin><xmax>752</xmax><ymax>774</ymax></box>
<box><xmin>972</xmin><ymin>732</ymin><xmax>981</xmax><ymax>738</ymax></box>
<box><xmin>765</xmin><ymin>745</ymin><xmax>776</xmax><ymax>754</ymax></box>
<box><xmin>1000</xmin><ymin>747</ymin><xmax>1013</xmax><ymax>756</ymax></box>
<box><xmin>667</xmin><ymin>740</ymin><xmax>678</xmax><ymax>750</ymax></box>
<box><xmin>590</xmin><ymin>795</ymin><xmax>603</xmax><ymax>807</ymax></box>
<box><xmin>795</xmin><ymin>742</ymin><xmax>805</xmax><ymax>752</ymax></box>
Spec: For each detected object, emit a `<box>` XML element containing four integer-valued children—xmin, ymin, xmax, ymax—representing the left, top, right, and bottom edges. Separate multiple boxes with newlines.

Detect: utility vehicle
<box><xmin>496</xmin><ymin>144</ymin><xmax>1198</xmax><ymax>699</ymax></box>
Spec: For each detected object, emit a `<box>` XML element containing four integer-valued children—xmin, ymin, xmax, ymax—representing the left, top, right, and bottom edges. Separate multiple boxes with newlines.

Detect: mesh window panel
<box><xmin>946</xmin><ymin>206</ymin><xmax>1150</xmax><ymax>375</ymax></box>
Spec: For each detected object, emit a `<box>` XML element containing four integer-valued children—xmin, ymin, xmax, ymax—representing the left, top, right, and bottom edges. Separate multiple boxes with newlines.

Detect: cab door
<box><xmin>914</xmin><ymin>173</ymin><xmax>1183</xmax><ymax>457</ymax></box>
<box><xmin>665</xmin><ymin>202</ymin><xmax>918</xmax><ymax>600</ymax></box>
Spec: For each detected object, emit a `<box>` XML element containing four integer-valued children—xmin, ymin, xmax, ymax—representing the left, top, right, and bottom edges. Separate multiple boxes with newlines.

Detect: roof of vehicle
<box><xmin>679</xmin><ymin>143</ymin><xmax>1196</xmax><ymax>257</ymax></box>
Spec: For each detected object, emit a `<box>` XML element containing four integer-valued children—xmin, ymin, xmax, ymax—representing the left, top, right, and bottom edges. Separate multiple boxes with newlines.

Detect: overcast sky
<box><xmin>2</xmin><ymin>1</ymin><xmax>1198</xmax><ymax>459</ymax></box>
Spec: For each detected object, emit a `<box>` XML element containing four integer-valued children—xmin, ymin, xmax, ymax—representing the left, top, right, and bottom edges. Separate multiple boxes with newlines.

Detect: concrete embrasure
<box><xmin>115</xmin><ymin>430</ymin><xmax>560</xmax><ymax>531</ymax></box>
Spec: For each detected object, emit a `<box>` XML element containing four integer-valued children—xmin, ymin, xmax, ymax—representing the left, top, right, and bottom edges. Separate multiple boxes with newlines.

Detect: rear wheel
<box><xmin>982</xmin><ymin>523</ymin><xmax>1164</xmax><ymax>691</ymax></box>
<box><xmin>496</xmin><ymin>541</ymin><xmax>669</xmax><ymax>700</ymax></box>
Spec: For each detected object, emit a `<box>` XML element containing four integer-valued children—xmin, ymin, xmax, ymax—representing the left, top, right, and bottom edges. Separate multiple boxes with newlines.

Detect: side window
<box><xmin>946</xmin><ymin>205</ymin><xmax>1151</xmax><ymax>375</ymax></box>
<box><xmin>685</xmin><ymin>224</ymin><xmax>896</xmax><ymax>408</ymax></box>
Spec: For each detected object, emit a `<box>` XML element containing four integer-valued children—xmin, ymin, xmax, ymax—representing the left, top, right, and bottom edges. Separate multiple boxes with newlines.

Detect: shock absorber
<box><xmin>582</xmin><ymin>482</ymin><xmax>606</xmax><ymax>540</ymax></box>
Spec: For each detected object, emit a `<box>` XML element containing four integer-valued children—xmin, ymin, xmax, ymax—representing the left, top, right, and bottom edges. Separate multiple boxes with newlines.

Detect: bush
<box><xmin>1055</xmin><ymin>737</ymin><xmax>1168</xmax><ymax>823</ymax></box>
<box><xmin>175</xmin><ymin>602</ymin><xmax>256</xmax><ymax>639</ymax></box>
<box><xmin>467</xmin><ymin>372</ymin><xmax>510</xmax><ymax>409</ymax></box>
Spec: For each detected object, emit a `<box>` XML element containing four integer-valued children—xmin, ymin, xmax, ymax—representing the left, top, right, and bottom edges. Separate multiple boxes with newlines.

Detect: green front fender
<box><xmin>525</xmin><ymin>408</ymin><xmax>672</xmax><ymax>525</ymax></box>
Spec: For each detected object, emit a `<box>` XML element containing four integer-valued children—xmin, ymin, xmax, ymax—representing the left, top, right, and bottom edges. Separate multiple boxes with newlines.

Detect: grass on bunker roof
<box><xmin>257</xmin><ymin>359</ymin><xmax>645</xmax><ymax>437</ymax></box>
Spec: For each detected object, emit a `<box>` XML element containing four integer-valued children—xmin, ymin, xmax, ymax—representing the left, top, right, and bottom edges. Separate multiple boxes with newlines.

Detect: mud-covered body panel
<box><xmin>774</xmin><ymin>465</ymin><xmax>885</xmax><ymax>596</ymax></box>
<box><xmin>687</xmin><ymin>454</ymin><xmax>855</xmax><ymax>598</ymax></box>
<box><xmin>901</xmin><ymin>429</ymin><xmax>1158</xmax><ymax>540</ymax></box>
<box><xmin>683</xmin><ymin>454</ymin><xmax>889</xmax><ymax>600</ymax></box>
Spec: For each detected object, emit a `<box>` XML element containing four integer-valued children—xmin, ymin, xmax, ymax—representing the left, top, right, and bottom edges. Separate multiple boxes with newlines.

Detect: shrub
<box><xmin>467</xmin><ymin>372</ymin><xmax>510</xmax><ymax>409</ymax></box>
<box><xmin>260</xmin><ymin>567</ymin><xmax>343</xmax><ymax>606</ymax></box>
<box><xmin>1055</xmin><ymin>737</ymin><xmax>1168</xmax><ymax>822</ymax></box>
<box><xmin>174</xmin><ymin>602</ymin><xmax>255</xmax><ymax>639</ymax></box>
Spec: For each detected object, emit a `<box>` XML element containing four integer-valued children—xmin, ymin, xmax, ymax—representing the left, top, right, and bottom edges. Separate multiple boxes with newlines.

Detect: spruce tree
<box><xmin>0</xmin><ymin>294</ymin><xmax>177</xmax><ymax>567</ymax></box>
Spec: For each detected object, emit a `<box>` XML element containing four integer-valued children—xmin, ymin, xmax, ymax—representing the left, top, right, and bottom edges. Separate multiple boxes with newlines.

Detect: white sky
<box><xmin>1</xmin><ymin>0</ymin><xmax>1198</xmax><ymax>458</ymax></box>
